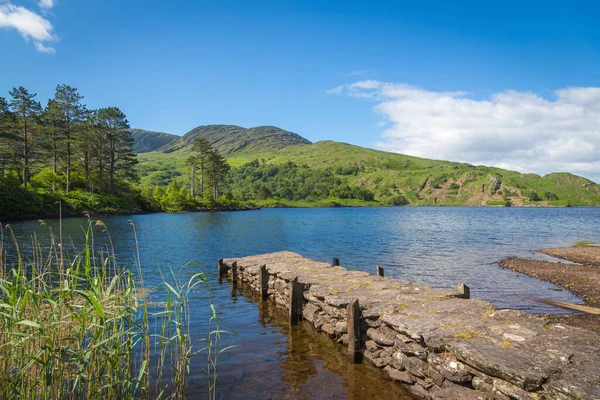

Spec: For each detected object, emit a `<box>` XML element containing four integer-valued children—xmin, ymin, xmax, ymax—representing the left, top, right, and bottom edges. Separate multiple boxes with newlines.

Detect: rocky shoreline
<box><xmin>499</xmin><ymin>245</ymin><xmax>600</xmax><ymax>334</ymax></box>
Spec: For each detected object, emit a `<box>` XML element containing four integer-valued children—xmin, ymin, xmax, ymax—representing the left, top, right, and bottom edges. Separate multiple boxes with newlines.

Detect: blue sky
<box><xmin>1</xmin><ymin>0</ymin><xmax>599</xmax><ymax>181</ymax></box>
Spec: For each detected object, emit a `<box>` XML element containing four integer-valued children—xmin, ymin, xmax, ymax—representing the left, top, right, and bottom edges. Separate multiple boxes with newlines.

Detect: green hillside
<box><xmin>136</xmin><ymin>128</ymin><xmax>600</xmax><ymax>207</ymax></box>
<box><xmin>130</xmin><ymin>129</ymin><xmax>179</xmax><ymax>153</ymax></box>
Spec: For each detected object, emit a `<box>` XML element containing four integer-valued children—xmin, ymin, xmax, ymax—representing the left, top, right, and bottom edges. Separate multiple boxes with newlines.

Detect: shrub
<box><xmin>0</xmin><ymin>177</ymin><xmax>43</xmax><ymax>217</ymax></box>
<box><xmin>528</xmin><ymin>190</ymin><xmax>542</xmax><ymax>201</ymax></box>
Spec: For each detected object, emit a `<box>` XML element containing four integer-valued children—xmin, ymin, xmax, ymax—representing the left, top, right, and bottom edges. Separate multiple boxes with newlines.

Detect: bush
<box><xmin>0</xmin><ymin>177</ymin><xmax>43</xmax><ymax>217</ymax></box>
<box><xmin>381</xmin><ymin>194</ymin><xmax>410</xmax><ymax>206</ymax></box>
<box><xmin>528</xmin><ymin>190</ymin><xmax>542</xmax><ymax>201</ymax></box>
<box><xmin>30</xmin><ymin>168</ymin><xmax>66</xmax><ymax>191</ymax></box>
<box><xmin>63</xmin><ymin>190</ymin><xmax>123</xmax><ymax>212</ymax></box>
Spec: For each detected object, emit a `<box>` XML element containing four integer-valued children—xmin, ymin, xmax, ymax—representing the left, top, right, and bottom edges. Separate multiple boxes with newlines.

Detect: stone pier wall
<box><xmin>222</xmin><ymin>252</ymin><xmax>600</xmax><ymax>400</ymax></box>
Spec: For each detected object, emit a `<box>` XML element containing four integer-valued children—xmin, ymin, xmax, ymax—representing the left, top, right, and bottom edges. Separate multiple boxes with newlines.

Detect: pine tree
<box><xmin>0</xmin><ymin>97</ymin><xmax>17</xmax><ymax>178</ymax></box>
<box><xmin>40</xmin><ymin>99</ymin><xmax>63</xmax><ymax>191</ymax></box>
<box><xmin>53</xmin><ymin>85</ymin><xmax>87</xmax><ymax>193</ymax></box>
<box><xmin>207</xmin><ymin>148</ymin><xmax>230</xmax><ymax>200</ymax></box>
<box><xmin>97</xmin><ymin>107</ymin><xmax>138</xmax><ymax>195</ymax></box>
<box><xmin>191</xmin><ymin>137</ymin><xmax>212</xmax><ymax>193</ymax></box>
<box><xmin>76</xmin><ymin>111</ymin><xmax>99</xmax><ymax>192</ymax></box>
<box><xmin>9</xmin><ymin>87</ymin><xmax>42</xmax><ymax>188</ymax></box>
<box><xmin>185</xmin><ymin>155</ymin><xmax>197</xmax><ymax>197</ymax></box>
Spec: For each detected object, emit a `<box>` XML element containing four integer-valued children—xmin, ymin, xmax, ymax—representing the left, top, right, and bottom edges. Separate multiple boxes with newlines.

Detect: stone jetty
<box><xmin>220</xmin><ymin>252</ymin><xmax>600</xmax><ymax>400</ymax></box>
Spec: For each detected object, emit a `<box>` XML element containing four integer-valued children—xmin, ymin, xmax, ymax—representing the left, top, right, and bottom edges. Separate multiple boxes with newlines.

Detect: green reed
<box><xmin>0</xmin><ymin>219</ymin><xmax>230</xmax><ymax>399</ymax></box>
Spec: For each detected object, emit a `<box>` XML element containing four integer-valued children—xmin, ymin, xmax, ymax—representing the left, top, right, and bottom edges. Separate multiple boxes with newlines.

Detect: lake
<box><xmin>4</xmin><ymin>206</ymin><xmax>599</xmax><ymax>399</ymax></box>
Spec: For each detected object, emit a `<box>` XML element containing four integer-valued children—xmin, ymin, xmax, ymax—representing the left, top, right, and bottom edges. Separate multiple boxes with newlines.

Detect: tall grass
<box><xmin>0</xmin><ymin>219</ymin><xmax>230</xmax><ymax>399</ymax></box>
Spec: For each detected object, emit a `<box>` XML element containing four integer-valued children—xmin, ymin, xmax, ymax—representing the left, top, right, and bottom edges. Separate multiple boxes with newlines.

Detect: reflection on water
<box><xmin>204</xmin><ymin>285</ymin><xmax>410</xmax><ymax>400</ymax></box>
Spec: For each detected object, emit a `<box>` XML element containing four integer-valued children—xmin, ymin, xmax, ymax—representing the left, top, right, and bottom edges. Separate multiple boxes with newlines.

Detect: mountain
<box><xmin>225</xmin><ymin>140</ymin><xmax>600</xmax><ymax>206</ymax></box>
<box><xmin>132</xmin><ymin>125</ymin><xmax>311</xmax><ymax>155</ymax></box>
<box><xmin>130</xmin><ymin>129</ymin><xmax>179</xmax><ymax>153</ymax></box>
<box><xmin>134</xmin><ymin>126</ymin><xmax>600</xmax><ymax>207</ymax></box>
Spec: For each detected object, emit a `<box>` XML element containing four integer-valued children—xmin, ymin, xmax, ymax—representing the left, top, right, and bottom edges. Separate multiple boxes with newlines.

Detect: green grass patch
<box><xmin>574</xmin><ymin>241</ymin><xmax>598</xmax><ymax>247</ymax></box>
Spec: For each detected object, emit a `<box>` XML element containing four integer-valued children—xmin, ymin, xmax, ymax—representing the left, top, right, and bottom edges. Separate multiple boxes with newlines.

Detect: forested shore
<box><xmin>0</xmin><ymin>85</ymin><xmax>249</xmax><ymax>220</ymax></box>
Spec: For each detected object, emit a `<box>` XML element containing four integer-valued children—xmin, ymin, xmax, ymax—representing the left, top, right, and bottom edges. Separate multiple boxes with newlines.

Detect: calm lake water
<box><xmin>4</xmin><ymin>207</ymin><xmax>599</xmax><ymax>399</ymax></box>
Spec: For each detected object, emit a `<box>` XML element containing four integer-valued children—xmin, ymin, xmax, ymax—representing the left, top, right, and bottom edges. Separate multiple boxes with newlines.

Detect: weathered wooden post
<box><xmin>376</xmin><ymin>265</ymin><xmax>384</xmax><ymax>277</ymax></box>
<box><xmin>217</xmin><ymin>258</ymin><xmax>225</xmax><ymax>276</ymax></box>
<box><xmin>289</xmin><ymin>277</ymin><xmax>303</xmax><ymax>325</ymax></box>
<box><xmin>458</xmin><ymin>283</ymin><xmax>470</xmax><ymax>299</ymax></box>
<box><xmin>259</xmin><ymin>264</ymin><xmax>269</xmax><ymax>301</ymax></box>
<box><xmin>347</xmin><ymin>298</ymin><xmax>362</xmax><ymax>363</ymax></box>
<box><xmin>332</xmin><ymin>257</ymin><xmax>340</xmax><ymax>266</ymax></box>
<box><xmin>231</xmin><ymin>261</ymin><xmax>238</xmax><ymax>286</ymax></box>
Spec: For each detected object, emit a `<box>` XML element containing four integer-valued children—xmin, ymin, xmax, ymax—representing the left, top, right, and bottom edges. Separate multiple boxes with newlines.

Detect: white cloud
<box><xmin>38</xmin><ymin>0</ymin><xmax>55</xmax><ymax>10</ymax></box>
<box><xmin>329</xmin><ymin>81</ymin><xmax>600</xmax><ymax>183</ymax></box>
<box><xmin>34</xmin><ymin>40</ymin><xmax>54</xmax><ymax>53</ymax></box>
<box><xmin>0</xmin><ymin>2</ymin><xmax>56</xmax><ymax>53</ymax></box>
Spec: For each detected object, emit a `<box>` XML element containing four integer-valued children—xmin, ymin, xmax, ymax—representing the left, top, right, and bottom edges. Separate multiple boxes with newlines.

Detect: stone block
<box><xmin>383</xmin><ymin>365</ymin><xmax>415</xmax><ymax>384</ymax></box>
<box><xmin>428</xmin><ymin>353</ymin><xmax>473</xmax><ymax>384</ymax></box>
<box><xmin>449</xmin><ymin>341</ymin><xmax>546</xmax><ymax>391</ymax></box>
<box><xmin>493</xmin><ymin>379</ymin><xmax>539</xmax><ymax>400</ymax></box>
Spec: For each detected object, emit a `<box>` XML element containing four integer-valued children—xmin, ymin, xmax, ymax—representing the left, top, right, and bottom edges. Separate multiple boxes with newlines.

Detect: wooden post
<box><xmin>347</xmin><ymin>298</ymin><xmax>362</xmax><ymax>363</ymax></box>
<box><xmin>289</xmin><ymin>277</ymin><xmax>303</xmax><ymax>325</ymax></box>
<box><xmin>217</xmin><ymin>258</ymin><xmax>225</xmax><ymax>276</ymax></box>
<box><xmin>259</xmin><ymin>264</ymin><xmax>269</xmax><ymax>301</ymax></box>
<box><xmin>458</xmin><ymin>283</ymin><xmax>470</xmax><ymax>299</ymax></box>
<box><xmin>332</xmin><ymin>257</ymin><xmax>340</xmax><ymax>266</ymax></box>
<box><xmin>231</xmin><ymin>261</ymin><xmax>238</xmax><ymax>286</ymax></box>
<box><xmin>376</xmin><ymin>265</ymin><xmax>384</xmax><ymax>277</ymax></box>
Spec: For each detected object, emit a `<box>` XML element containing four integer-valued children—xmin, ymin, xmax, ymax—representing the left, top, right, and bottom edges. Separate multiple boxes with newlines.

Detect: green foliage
<box><xmin>528</xmin><ymin>190</ymin><xmax>542</xmax><ymax>201</ymax></box>
<box><xmin>30</xmin><ymin>168</ymin><xmax>66</xmax><ymax>191</ymax></box>
<box><xmin>330</xmin><ymin>184</ymin><xmax>375</xmax><ymax>201</ymax></box>
<box><xmin>257</xmin><ymin>184</ymin><xmax>272</xmax><ymax>200</ymax></box>
<box><xmin>0</xmin><ymin>176</ymin><xmax>43</xmax><ymax>217</ymax></box>
<box><xmin>544</xmin><ymin>191</ymin><xmax>559</xmax><ymax>201</ymax></box>
<box><xmin>203</xmin><ymin>188</ymin><xmax>216</xmax><ymax>210</ymax></box>
<box><xmin>381</xmin><ymin>194</ymin><xmax>410</xmax><ymax>206</ymax></box>
<box><xmin>62</xmin><ymin>189</ymin><xmax>124</xmax><ymax>212</ymax></box>
<box><xmin>153</xmin><ymin>181</ymin><xmax>196</xmax><ymax>212</ymax></box>
<box><xmin>229</xmin><ymin>160</ymin><xmax>351</xmax><ymax>202</ymax></box>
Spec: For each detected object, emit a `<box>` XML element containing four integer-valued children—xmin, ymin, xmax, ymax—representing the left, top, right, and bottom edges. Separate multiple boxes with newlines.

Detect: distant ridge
<box><xmin>131</xmin><ymin>124</ymin><xmax>311</xmax><ymax>155</ymax></box>
<box><xmin>130</xmin><ymin>129</ymin><xmax>179</xmax><ymax>153</ymax></box>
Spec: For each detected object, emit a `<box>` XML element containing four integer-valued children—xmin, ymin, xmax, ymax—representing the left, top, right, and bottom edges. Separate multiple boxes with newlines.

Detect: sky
<box><xmin>1</xmin><ymin>1</ymin><xmax>599</xmax><ymax>182</ymax></box>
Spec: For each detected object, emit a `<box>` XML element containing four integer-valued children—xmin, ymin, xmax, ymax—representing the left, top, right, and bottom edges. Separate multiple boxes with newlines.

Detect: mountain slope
<box><xmin>136</xmin><ymin>124</ymin><xmax>312</xmax><ymax>155</ymax></box>
<box><xmin>223</xmin><ymin>140</ymin><xmax>600</xmax><ymax>206</ymax></box>
<box><xmin>130</xmin><ymin>129</ymin><xmax>179</xmax><ymax>153</ymax></box>
<box><xmin>135</xmin><ymin>130</ymin><xmax>600</xmax><ymax>207</ymax></box>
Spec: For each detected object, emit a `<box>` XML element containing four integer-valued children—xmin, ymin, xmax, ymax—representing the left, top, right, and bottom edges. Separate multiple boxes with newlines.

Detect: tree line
<box><xmin>0</xmin><ymin>85</ymin><xmax>137</xmax><ymax>197</ymax></box>
<box><xmin>225</xmin><ymin>159</ymin><xmax>377</xmax><ymax>202</ymax></box>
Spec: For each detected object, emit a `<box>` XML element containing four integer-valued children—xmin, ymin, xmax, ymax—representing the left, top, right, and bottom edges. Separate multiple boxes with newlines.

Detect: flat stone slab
<box><xmin>224</xmin><ymin>251</ymin><xmax>600</xmax><ymax>398</ymax></box>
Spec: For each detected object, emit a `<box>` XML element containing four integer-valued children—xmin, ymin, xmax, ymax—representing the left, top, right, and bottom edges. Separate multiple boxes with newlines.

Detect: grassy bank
<box><xmin>0</xmin><ymin>220</ymin><xmax>230</xmax><ymax>399</ymax></box>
